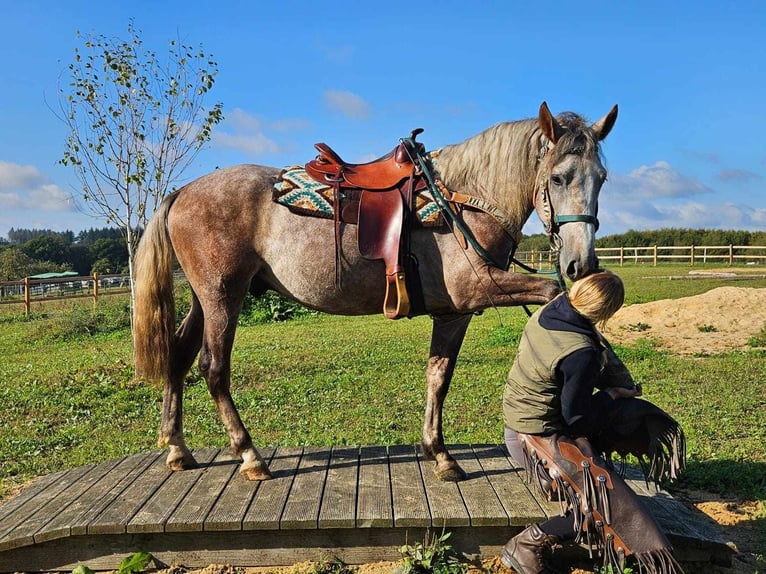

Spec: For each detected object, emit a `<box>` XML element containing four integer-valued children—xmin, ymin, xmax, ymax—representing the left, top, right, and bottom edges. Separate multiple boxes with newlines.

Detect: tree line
<box><xmin>0</xmin><ymin>227</ymin><xmax>129</xmax><ymax>281</ymax></box>
<box><xmin>2</xmin><ymin>227</ymin><xmax>764</xmax><ymax>282</ymax></box>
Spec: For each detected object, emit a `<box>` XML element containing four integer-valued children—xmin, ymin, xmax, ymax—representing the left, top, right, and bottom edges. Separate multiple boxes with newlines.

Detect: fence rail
<box><xmin>510</xmin><ymin>244</ymin><xmax>765</xmax><ymax>272</ymax></box>
<box><xmin>1</xmin><ymin>245</ymin><xmax>764</xmax><ymax>313</ymax></box>
<box><xmin>0</xmin><ymin>273</ymin><xmax>130</xmax><ymax>315</ymax></box>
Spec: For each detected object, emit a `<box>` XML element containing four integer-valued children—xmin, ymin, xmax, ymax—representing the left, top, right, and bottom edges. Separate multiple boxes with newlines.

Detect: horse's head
<box><xmin>534</xmin><ymin>102</ymin><xmax>618</xmax><ymax>281</ymax></box>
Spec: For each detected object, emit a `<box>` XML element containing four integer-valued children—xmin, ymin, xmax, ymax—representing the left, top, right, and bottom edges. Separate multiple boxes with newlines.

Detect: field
<box><xmin>1</xmin><ymin>264</ymin><xmax>765</xmax><ymax>568</ymax></box>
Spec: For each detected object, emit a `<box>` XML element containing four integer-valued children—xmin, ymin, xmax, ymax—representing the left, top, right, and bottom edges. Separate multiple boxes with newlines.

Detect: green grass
<box><xmin>1</xmin><ymin>265</ymin><xmax>764</xmax><ymax>514</ymax></box>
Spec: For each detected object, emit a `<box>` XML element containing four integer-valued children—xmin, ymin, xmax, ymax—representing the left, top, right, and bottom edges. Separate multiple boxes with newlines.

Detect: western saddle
<box><xmin>304</xmin><ymin>129</ymin><xmax>428</xmax><ymax>319</ymax></box>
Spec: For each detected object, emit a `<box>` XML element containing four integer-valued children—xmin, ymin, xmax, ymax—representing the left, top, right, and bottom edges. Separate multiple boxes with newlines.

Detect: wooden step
<box><xmin>0</xmin><ymin>445</ymin><xmax>732</xmax><ymax>571</ymax></box>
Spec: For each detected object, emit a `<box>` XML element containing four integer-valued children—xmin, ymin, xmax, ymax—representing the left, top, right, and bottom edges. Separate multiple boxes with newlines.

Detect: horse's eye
<box><xmin>551</xmin><ymin>174</ymin><xmax>564</xmax><ymax>187</ymax></box>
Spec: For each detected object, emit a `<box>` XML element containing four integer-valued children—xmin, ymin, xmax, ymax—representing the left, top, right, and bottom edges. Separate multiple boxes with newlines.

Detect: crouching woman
<box><xmin>502</xmin><ymin>270</ymin><xmax>686</xmax><ymax>574</ymax></box>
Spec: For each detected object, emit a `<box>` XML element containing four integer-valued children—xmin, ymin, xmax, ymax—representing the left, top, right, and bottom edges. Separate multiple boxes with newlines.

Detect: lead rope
<box><xmin>402</xmin><ymin>135</ymin><xmax>567</xmax><ymax>320</ymax></box>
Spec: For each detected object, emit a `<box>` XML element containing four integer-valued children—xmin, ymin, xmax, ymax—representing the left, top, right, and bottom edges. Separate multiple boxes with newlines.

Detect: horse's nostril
<box><xmin>566</xmin><ymin>261</ymin><xmax>578</xmax><ymax>280</ymax></box>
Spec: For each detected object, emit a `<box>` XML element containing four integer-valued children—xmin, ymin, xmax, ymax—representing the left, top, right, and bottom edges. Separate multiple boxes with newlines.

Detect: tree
<box><xmin>20</xmin><ymin>235</ymin><xmax>71</xmax><ymax>266</ymax></box>
<box><xmin>58</xmin><ymin>21</ymin><xmax>223</xmax><ymax>300</ymax></box>
<box><xmin>0</xmin><ymin>247</ymin><xmax>63</xmax><ymax>281</ymax></box>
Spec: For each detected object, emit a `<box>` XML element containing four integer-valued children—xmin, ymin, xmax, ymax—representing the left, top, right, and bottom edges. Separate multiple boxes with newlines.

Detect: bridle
<box><xmin>533</xmin><ymin>140</ymin><xmax>600</xmax><ymax>289</ymax></box>
<box><xmin>403</xmin><ymin>135</ymin><xmax>599</xmax><ymax>291</ymax></box>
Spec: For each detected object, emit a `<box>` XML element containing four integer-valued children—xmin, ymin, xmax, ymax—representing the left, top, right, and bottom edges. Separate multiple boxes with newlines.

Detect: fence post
<box><xmin>93</xmin><ymin>272</ymin><xmax>99</xmax><ymax>308</ymax></box>
<box><xmin>24</xmin><ymin>277</ymin><xmax>30</xmax><ymax>316</ymax></box>
<box><xmin>690</xmin><ymin>244</ymin><xmax>695</xmax><ymax>266</ymax></box>
<box><xmin>653</xmin><ymin>245</ymin><xmax>658</xmax><ymax>267</ymax></box>
<box><xmin>619</xmin><ymin>246</ymin><xmax>624</xmax><ymax>266</ymax></box>
<box><xmin>728</xmin><ymin>245</ymin><xmax>734</xmax><ymax>266</ymax></box>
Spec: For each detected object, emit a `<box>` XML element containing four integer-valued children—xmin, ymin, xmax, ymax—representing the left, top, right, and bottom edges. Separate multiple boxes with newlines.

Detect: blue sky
<box><xmin>1</xmin><ymin>1</ymin><xmax>764</xmax><ymax>239</ymax></box>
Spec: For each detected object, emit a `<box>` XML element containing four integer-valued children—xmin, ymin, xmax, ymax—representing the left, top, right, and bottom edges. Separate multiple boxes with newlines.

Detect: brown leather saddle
<box><xmin>304</xmin><ymin>129</ymin><xmax>427</xmax><ymax>319</ymax></box>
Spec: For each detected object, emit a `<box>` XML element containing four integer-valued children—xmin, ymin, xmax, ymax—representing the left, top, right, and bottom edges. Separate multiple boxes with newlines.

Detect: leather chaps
<box><xmin>517</xmin><ymin>398</ymin><xmax>687</xmax><ymax>574</ymax></box>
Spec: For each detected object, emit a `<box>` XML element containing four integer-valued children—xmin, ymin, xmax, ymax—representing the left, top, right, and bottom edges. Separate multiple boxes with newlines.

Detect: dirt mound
<box><xmin>603</xmin><ymin>287</ymin><xmax>766</xmax><ymax>355</ymax></box>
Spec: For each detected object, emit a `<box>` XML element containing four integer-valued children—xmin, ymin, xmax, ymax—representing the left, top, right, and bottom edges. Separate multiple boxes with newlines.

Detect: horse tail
<box><xmin>133</xmin><ymin>191</ymin><xmax>181</xmax><ymax>382</ymax></box>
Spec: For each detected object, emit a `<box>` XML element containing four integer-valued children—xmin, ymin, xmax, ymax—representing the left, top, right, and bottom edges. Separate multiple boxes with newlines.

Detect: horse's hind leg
<box><xmin>421</xmin><ymin>313</ymin><xmax>473</xmax><ymax>481</ymax></box>
<box><xmin>160</xmin><ymin>291</ymin><xmax>204</xmax><ymax>471</ymax></box>
<box><xmin>198</xmin><ymin>288</ymin><xmax>272</xmax><ymax>481</ymax></box>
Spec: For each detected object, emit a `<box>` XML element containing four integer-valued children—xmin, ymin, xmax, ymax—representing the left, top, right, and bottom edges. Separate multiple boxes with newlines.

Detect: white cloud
<box><xmin>718</xmin><ymin>168</ymin><xmax>762</xmax><ymax>183</ymax></box>
<box><xmin>0</xmin><ymin>161</ymin><xmax>47</xmax><ymax>191</ymax></box>
<box><xmin>605</xmin><ymin>161</ymin><xmax>712</xmax><ymax>200</ymax></box>
<box><xmin>214</xmin><ymin>132</ymin><xmax>281</xmax><ymax>155</ymax></box>
<box><xmin>316</xmin><ymin>42</ymin><xmax>355</xmax><ymax>64</ymax></box>
<box><xmin>0</xmin><ymin>161</ymin><xmax>72</xmax><ymax>211</ymax></box>
<box><xmin>269</xmin><ymin>118</ymin><xmax>310</xmax><ymax>132</ymax></box>
<box><xmin>212</xmin><ymin>108</ymin><xmax>283</xmax><ymax>156</ymax></box>
<box><xmin>587</xmin><ymin>161</ymin><xmax>766</xmax><ymax>235</ymax></box>
<box><xmin>323</xmin><ymin>90</ymin><xmax>371</xmax><ymax>119</ymax></box>
<box><xmin>598</xmin><ymin>199</ymin><xmax>766</xmax><ymax>235</ymax></box>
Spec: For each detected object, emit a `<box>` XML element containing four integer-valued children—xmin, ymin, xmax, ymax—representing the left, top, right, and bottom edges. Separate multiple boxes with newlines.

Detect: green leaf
<box><xmin>117</xmin><ymin>551</ymin><xmax>152</xmax><ymax>574</ymax></box>
<box><xmin>72</xmin><ymin>565</ymin><xmax>96</xmax><ymax>574</ymax></box>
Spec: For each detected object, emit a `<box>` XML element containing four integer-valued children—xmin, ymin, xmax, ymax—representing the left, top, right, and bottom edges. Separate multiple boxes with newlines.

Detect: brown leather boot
<box><xmin>500</xmin><ymin>523</ymin><xmax>560</xmax><ymax>574</ymax></box>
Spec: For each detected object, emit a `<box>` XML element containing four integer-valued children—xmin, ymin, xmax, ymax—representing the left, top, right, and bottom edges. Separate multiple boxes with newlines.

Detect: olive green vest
<box><xmin>503</xmin><ymin>308</ymin><xmax>599</xmax><ymax>434</ymax></box>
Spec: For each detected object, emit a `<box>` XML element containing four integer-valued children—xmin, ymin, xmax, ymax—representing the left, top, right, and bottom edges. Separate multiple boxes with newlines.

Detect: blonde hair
<box><xmin>568</xmin><ymin>270</ymin><xmax>624</xmax><ymax>325</ymax></box>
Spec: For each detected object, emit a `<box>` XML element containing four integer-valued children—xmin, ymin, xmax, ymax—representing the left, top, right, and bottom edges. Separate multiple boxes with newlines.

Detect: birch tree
<box><xmin>58</xmin><ymin>21</ymin><xmax>223</xmax><ymax>300</ymax></box>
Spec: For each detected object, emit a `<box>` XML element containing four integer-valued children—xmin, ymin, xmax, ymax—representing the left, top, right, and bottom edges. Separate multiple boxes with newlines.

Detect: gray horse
<box><xmin>133</xmin><ymin>102</ymin><xmax>618</xmax><ymax>481</ymax></box>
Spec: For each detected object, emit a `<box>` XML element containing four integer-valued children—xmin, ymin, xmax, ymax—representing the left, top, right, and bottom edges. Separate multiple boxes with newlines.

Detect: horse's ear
<box><xmin>591</xmin><ymin>104</ymin><xmax>619</xmax><ymax>141</ymax></box>
<box><xmin>538</xmin><ymin>101</ymin><xmax>565</xmax><ymax>144</ymax></box>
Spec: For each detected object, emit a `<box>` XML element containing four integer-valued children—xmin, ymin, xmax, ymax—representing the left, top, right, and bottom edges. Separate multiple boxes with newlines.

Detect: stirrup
<box><xmin>383</xmin><ymin>271</ymin><xmax>410</xmax><ymax>319</ymax></box>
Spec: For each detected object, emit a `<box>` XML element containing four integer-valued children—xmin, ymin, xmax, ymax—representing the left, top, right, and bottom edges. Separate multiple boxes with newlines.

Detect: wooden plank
<box><xmin>279</xmin><ymin>446</ymin><xmax>331</xmax><ymax>530</ymax></box>
<box><xmin>0</xmin><ymin>470</ymin><xmax>68</xmax><ymax>523</ymax></box>
<box><xmin>127</xmin><ymin>448</ymin><xmax>219</xmax><ymax>533</ymax></box>
<box><xmin>417</xmin><ymin>446</ymin><xmax>470</xmax><ymax>527</ymax></box>
<box><xmin>0</xmin><ymin>464</ymin><xmax>96</xmax><ymax>550</ymax></box>
<box><xmin>472</xmin><ymin>444</ymin><xmax>550</xmax><ymax>525</ymax></box>
<box><xmin>37</xmin><ymin>452</ymin><xmax>159</xmax><ymax>543</ymax></box>
<box><xmin>242</xmin><ymin>446</ymin><xmax>302</xmax><ymax>530</ymax></box>
<box><xmin>0</xmin><ymin>526</ymin><xmax>520</xmax><ymax>571</ymax></box>
<box><xmin>165</xmin><ymin>449</ymin><xmax>240</xmax><ymax>533</ymax></box>
<box><xmin>451</xmin><ymin>445</ymin><xmax>508</xmax><ymax>526</ymax></box>
<box><xmin>204</xmin><ymin>447</ymin><xmax>276</xmax><ymax>531</ymax></box>
<box><xmin>356</xmin><ymin>446</ymin><xmax>393</xmax><ymax>527</ymax></box>
<box><xmin>87</xmin><ymin>449</ymin><xmax>174</xmax><ymax>535</ymax></box>
<box><xmin>31</xmin><ymin>456</ymin><xmax>125</xmax><ymax>543</ymax></box>
<box><xmin>318</xmin><ymin>446</ymin><xmax>359</xmax><ymax>529</ymax></box>
<box><xmin>389</xmin><ymin>445</ymin><xmax>430</xmax><ymax>527</ymax></box>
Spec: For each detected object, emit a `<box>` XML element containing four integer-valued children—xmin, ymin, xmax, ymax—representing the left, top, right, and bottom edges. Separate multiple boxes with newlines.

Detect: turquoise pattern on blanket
<box><xmin>273</xmin><ymin>165</ymin><xmax>335</xmax><ymax>216</ymax></box>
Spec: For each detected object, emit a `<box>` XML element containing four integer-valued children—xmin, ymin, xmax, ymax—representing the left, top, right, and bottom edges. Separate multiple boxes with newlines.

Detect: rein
<box><xmin>404</xmin><ymin>136</ymin><xmax>594</xmax><ymax>293</ymax></box>
<box><xmin>404</xmin><ymin>138</ymin><xmax>519</xmax><ymax>272</ymax></box>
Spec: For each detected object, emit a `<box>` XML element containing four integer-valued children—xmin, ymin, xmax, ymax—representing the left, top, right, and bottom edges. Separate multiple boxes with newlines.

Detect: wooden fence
<box><xmin>1</xmin><ymin>245</ymin><xmax>764</xmax><ymax>314</ymax></box>
<box><xmin>0</xmin><ymin>273</ymin><xmax>130</xmax><ymax>315</ymax></box>
<box><xmin>513</xmin><ymin>244</ymin><xmax>766</xmax><ymax>272</ymax></box>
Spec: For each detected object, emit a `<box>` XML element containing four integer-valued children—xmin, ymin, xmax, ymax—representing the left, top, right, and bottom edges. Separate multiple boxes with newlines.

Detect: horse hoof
<box><xmin>240</xmin><ymin>465</ymin><xmax>273</xmax><ymax>481</ymax></box>
<box><xmin>167</xmin><ymin>455</ymin><xmax>199</xmax><ymax>472</ymax></box>
<box><xmin>434</xmin><ymin>462</ymin><xmax>466</xmax><ymax>482</ymax></box>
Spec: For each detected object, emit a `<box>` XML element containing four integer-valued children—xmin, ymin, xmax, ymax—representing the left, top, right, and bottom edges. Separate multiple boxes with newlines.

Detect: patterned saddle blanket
<box><xmin>272</xmin><ymin>165</ymin><xmax>443</xmax><ymax>227</ymax></box>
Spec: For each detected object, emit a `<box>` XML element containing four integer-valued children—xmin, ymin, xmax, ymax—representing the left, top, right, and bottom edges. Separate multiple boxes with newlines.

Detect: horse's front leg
<box><xmin>422</xmin><ymin>313</ymin><xmax>473</xmax><ymax>481</ymax></box>
<box><xmin>483</xmin><ymin>267</ymin><xmax>562</xmax><ymax>306</ymax></box>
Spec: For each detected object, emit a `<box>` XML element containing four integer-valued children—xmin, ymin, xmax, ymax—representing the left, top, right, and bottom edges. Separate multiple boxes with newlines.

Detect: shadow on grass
<box><xmin>669</xmin><ymin>459</ymin><xmax>766</xmax><ymax>567</ymax></box>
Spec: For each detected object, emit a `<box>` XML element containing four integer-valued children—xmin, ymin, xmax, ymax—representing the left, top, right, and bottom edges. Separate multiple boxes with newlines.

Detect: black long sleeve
<box><xmin>558</xmin><ymin>347</ymin><xmax>614</xmax><ymax>437</ymax></box>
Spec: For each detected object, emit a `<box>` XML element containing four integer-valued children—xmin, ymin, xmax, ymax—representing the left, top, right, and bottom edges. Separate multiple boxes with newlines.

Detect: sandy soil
<box><xmin>603</xmin><ymin>285</ymin><xmax>766</xmax><ymax>355</ymax></box>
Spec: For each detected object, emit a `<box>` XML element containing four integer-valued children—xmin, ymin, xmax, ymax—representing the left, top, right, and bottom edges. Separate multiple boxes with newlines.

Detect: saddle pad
<box><xmin>272</xmin><ymin>165</ymin><xmax>443</xmax><ymax>227</ymax></box>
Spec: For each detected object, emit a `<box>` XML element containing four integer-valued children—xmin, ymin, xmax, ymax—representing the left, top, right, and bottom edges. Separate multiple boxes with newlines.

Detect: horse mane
<box><xmin>432</xmin><ymin>112</ymin><xmax>602</xmax><ymax>231</ymax></box>
<box><xmin>431</xmin><ymin>118</ymin><xmax>542</xmax><ymax>231</ymax></box>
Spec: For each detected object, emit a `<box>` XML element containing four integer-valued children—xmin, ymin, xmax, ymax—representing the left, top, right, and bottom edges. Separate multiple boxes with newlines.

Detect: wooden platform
<box><xmin>0</xmin><ymin>445</ymin><xmax>731</xmax><ymax>571</ymax></box>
